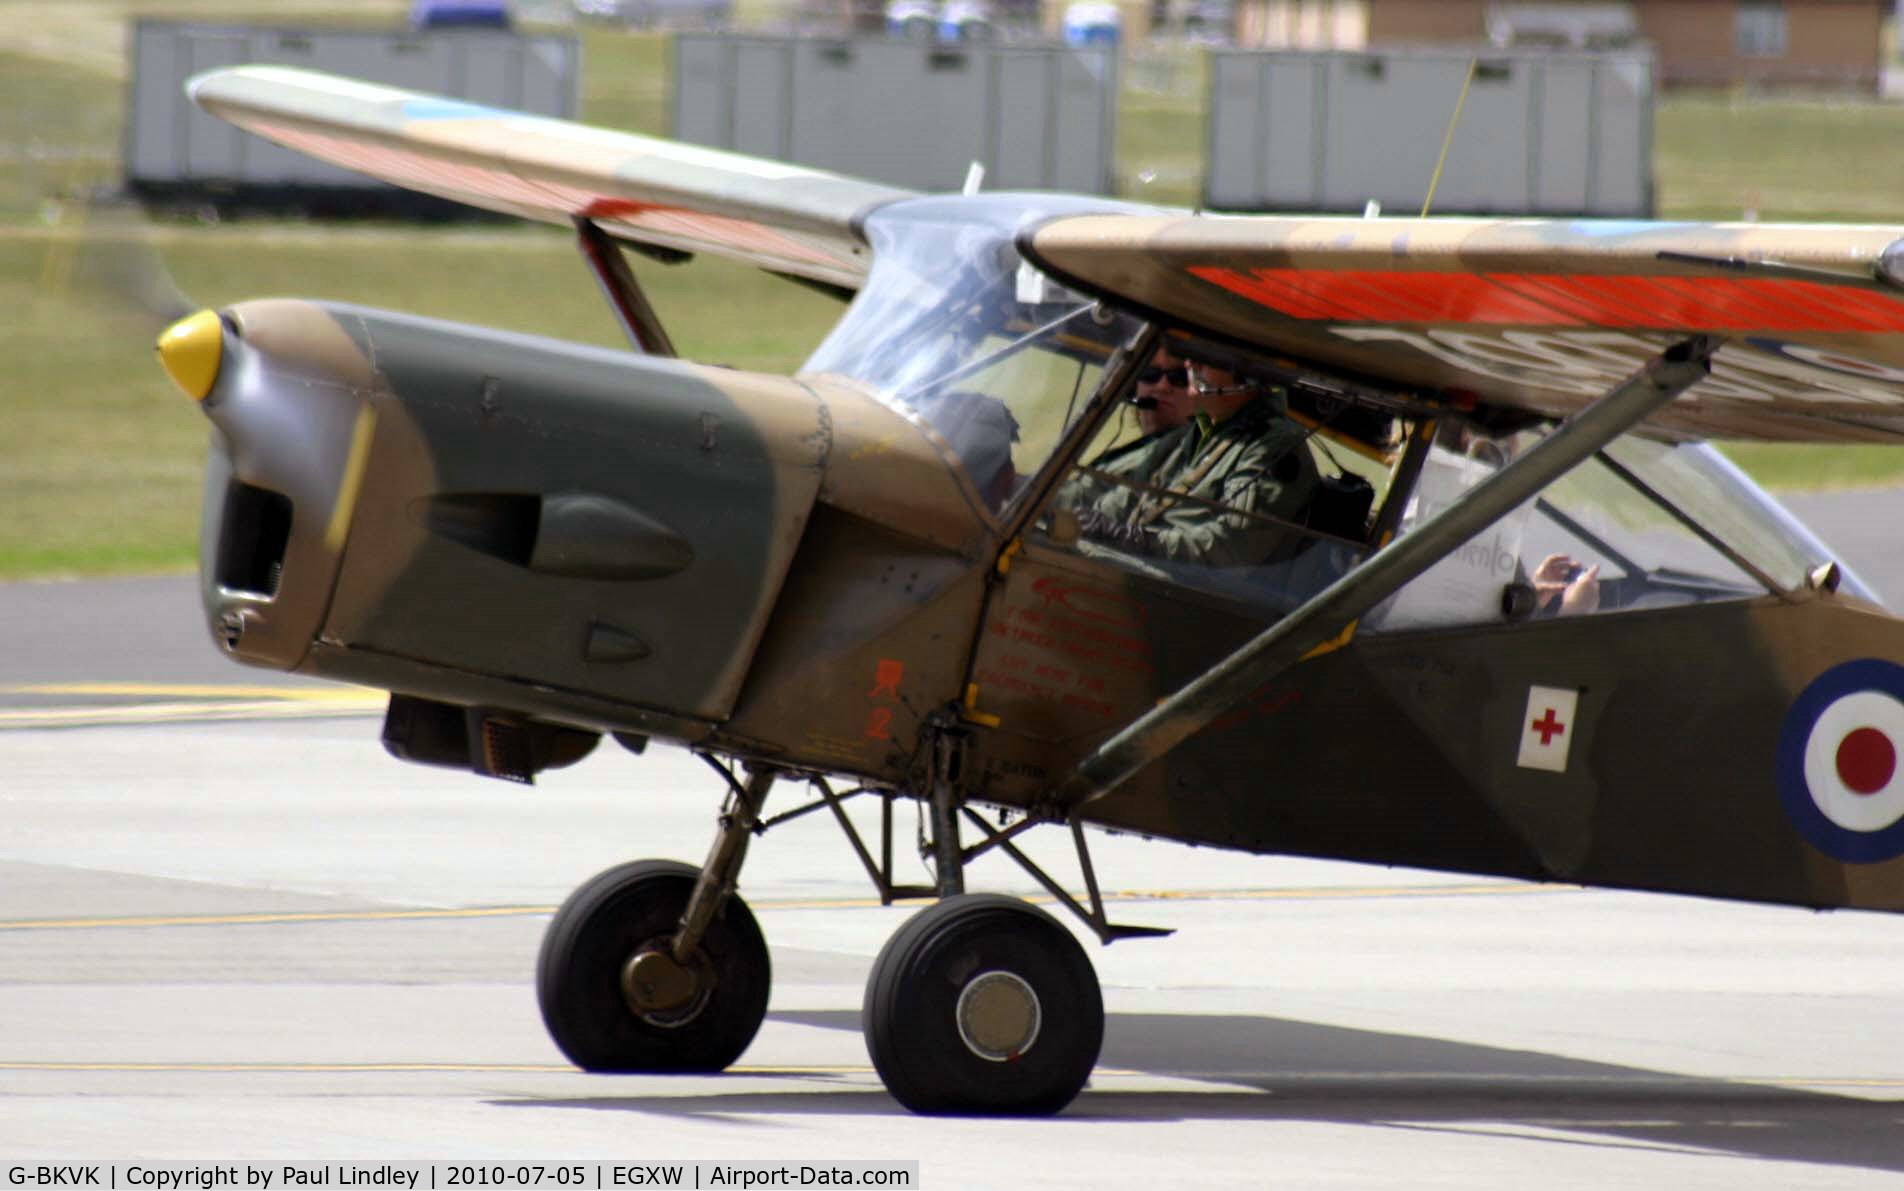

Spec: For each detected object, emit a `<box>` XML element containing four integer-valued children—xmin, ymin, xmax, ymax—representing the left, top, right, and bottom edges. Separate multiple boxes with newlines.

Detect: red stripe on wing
<box><xmin>1188</xmin><ymin>265</ymin><xmax>1361</xmax><ymax>320</ymax></box>
<box><xmin>1191</xmin><ymin>265</ymin><xmax>1904</xmax><ymax>333</ymax></box>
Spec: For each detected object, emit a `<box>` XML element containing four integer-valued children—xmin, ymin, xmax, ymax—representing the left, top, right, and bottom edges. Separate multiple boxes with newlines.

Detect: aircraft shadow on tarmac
<box><xmin>501</xmin><ymin>1010</ymin><xmax>1904</xmax><ymax>1176</ymax></box>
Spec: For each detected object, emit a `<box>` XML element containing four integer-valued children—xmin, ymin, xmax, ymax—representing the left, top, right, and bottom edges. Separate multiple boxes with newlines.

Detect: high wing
<box><xmin>188</xmin><ymin>65</ymin><xmax>916</xmax><ymax>290</ymax></box>
<box><xmin>1022</xmin><ymin>213</ymin><xmax>1904</xmax><ymax>442</ymax></box>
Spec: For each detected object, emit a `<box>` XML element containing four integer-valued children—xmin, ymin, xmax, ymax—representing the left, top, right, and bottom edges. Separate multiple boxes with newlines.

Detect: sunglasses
<box><xmin>1138</xmin><ymin>365</ymin><xmax>1189</xmax><ymax>387</ymax></box>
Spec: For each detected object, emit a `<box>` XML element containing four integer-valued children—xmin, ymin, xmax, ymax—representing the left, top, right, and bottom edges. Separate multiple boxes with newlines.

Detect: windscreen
<box><xmin>803</xmin><ymin>194</ymin><xmax>1148</xmax><ymax>511</ymax></box>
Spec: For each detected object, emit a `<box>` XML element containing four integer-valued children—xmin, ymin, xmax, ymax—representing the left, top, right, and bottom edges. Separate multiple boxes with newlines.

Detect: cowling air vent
<box><xmin>216</xmin><ymin>480</ymin><xmax>293</xmax><ymax>597</ymax></box>
<box><xmin>413</xmin><ymin>492</ymin><xmax>694</xmax><ymax>580</ymax></box>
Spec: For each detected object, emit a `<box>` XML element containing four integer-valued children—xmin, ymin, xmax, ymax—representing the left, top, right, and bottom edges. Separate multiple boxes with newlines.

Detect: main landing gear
<box><xmin>534</xmin><ymin>747</ymin><xmax>1167</xmax><ymax>1114</ymax></box>
<box><xmin>864</xmin><ymin>893</ymin><xmax>1102</xmax><ymax>1114</ymax></box>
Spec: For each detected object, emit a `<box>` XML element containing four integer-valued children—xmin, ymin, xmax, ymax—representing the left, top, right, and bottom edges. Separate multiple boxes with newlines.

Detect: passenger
<box><xmin>1421</xmin><ymin>424</ymin><xmax>1602</xmax><ymax>618</ymax></box>
<box><xmin>913</xmin><ymin>388</ymin><xmax>1021</xmax><ymax>509</ymax></box>
<box><xmin>1078</xmin><ymin>358</ymin><xmax>1317</xmax><ymax>567</ymax></box>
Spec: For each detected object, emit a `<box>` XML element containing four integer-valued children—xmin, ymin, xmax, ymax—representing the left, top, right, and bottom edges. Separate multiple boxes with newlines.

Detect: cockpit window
<box><xmin>802</xmin><ymin>194</ymin><xmax>1147</xmax><ymax>512</ymax></box>
<box><xmin>1365</xmin><ymin>425</ymin><xmax>1873</xmax><ymax>632</ymax></box>
<box><xmin>1599</xmin><ymin>437</ymin><xmax>1874</xmax><ymax>601</ymax></box>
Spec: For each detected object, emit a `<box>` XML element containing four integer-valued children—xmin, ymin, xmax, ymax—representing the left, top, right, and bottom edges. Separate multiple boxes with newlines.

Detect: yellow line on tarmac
<box><xmin>0</xmin><ymin>1061</ymin><xmax>1117</xmax><ymax>1077</ymax></box>
<box><xmin>0</xmin><ymin>882</ymin><xmax>1564</xmax><ymax>933</ymax></box>
<box><xmin>1109</xmin><ymin>882</ymin><xmax>1570</xmax><ymax>903</ymax></box>
<box><xmin>0</xmin><ymin>1061</ymin><xmax>574</xmax><ymax>1074</ymax></box>
<box><xmin>0</xmin><ymin>683</ymin><xmax>387</xmax><ymax>730</ymax></box>
<box><xmin>5</xmin><ymin>683</ymin><xmax>378</xmax><ymax>701</ymax></box>
<box><xmin>0</xmin><ymin>906</ymin><xmax>554</xmax><ymax>932</ymax></box>
<box><xmin>1765</xmin><ymin>1077</ymin><xmax>1904</xmax><ymax>1089</ymax></box>
<box><xmin>0</xmin><ymin>700</ymin><xmax>385</xmax><ymax>729</ymax></box>
<box><xmin>744</xmin><ymin>881</ymin><xmax>1570</xmax><ymax>913</ymax></box>
<box><xmin>0</xmin><ymin>1061</ymin><xmax>885</xmax><ymax>1076</ymax></box>
<box><xmin>1</xmin><ymin>1061</ymin><xmax>1894</xmax><ymax>1093</ymax></box>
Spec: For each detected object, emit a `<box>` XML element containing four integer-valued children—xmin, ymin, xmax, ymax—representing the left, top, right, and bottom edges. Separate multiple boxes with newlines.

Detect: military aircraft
<box><xmin>151</xmin><ymin>63</ymin><xmax>1904</xmax><ymax>1116</ymax></box>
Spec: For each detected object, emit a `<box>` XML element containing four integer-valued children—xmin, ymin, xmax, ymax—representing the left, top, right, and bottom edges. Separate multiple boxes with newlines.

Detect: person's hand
<box><xmin>1533</xmin><ymin>554</ymin><xmax>1600</xmax><ymax>616</ymax></box>
<box><xmin>1559</xmin><ymin>564</ymin><xmax>1600</xmax><ymax>615</ymax></box>
<box><xmin>1077</xmin><ymin>509</ymin><xmax>1152</xmax><ymax>552</ymax></box>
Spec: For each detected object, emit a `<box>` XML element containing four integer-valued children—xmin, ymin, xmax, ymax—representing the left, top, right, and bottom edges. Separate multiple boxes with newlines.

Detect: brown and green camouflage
<box><xmin>172</xmin><ymin>65</ymin><xmax>1904</xmax><ymax>935</ymax></box>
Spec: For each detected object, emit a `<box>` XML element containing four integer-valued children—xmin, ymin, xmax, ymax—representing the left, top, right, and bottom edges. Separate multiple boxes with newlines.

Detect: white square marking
<box><xmin>1518</xmin><ymin>685</ymin><xmax>1580</xmax><ymax>773</ymax></box>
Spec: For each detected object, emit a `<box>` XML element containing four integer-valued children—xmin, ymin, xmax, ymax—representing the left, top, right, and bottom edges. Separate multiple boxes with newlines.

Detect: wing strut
<box><xmin>575</xmin><ymin>217</ymin><xmax>677</xmax><ymax>357</ymax></box>
<box><xmin>1046</xmin><ymin>335</ymin><xmax>1720</xmax><ymax>815</ymax></box>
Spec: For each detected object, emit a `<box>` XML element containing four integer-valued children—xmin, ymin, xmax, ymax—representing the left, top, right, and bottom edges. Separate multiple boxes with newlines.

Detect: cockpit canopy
<box><xmin>804</xmin><ymin>193</ymin><xmax>1147</xmax><ymax>511</ymax></box>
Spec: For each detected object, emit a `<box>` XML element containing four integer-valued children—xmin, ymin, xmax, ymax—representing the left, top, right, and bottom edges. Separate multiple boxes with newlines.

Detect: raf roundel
<box><xmin>1778</xmin><ymin>659</ymin><xmax>1904</xmax><ymax>863</ymax></box>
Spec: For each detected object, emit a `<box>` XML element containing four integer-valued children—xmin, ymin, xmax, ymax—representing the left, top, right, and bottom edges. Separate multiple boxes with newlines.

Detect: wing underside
<box><xmin>1023</xmin><ymin>214</ymin><xmax>1904</xmax><ymax>442</ymax></box>
<box><xmin>188</xmin><ymin>65</ymin><xmax>915</xmax><ymax>289</ymax></box>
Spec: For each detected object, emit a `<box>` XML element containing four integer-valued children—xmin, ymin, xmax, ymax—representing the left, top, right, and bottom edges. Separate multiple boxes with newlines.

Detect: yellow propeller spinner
<box><xmin>156</xmin><ymin>308</ymin><xmax>224</xmax><ymax>401</ymax></box>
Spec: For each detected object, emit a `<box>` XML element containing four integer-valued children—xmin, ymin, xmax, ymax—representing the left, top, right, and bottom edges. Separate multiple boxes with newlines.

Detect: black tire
<box><xmin>863</xmin><ymin>894</ymin><xmax>1102</xmax><ymax>1115</ymax></box>
<box><xmin>537</xmin><ymin>859</ymin><xmax>769</xmax><ymax>1072</ymax></box>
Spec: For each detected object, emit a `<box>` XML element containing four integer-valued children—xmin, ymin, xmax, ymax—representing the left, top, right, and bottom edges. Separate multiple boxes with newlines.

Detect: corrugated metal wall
<box><xmin>1205</xmin><ymin>46</ymin><xmax>1654</xmax><ymax>216</ymax></box>
<box><xmin>675</xmin><ymin>34</ymin><xmax>1116</xmax><ymax>194</ymax></box>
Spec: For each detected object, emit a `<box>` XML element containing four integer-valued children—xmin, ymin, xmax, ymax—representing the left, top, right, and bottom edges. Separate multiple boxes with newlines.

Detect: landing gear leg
<box><xmin>862</xmin><ymin>724</ymin><xmax>1103</xmax><ymax>1115</ymax></box>
<box><xmin>536</xmin><ymin>764</ymin><xmax>776</xmax><ymax>1072</ymax></box>
<box><xmin>928</xmin><ymin>729</ymin><xmax>964</xmax><ymax>897</ymax></box>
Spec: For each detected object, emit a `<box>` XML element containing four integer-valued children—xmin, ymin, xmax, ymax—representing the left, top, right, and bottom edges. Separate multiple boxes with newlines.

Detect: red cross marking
<box><xmin>1531</xmin><ymin>708</ymin><xmax>1566</xmax><ymax>746</ymax></box>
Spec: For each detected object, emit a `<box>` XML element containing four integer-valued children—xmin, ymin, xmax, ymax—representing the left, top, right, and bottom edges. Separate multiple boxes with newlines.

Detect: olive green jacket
<box><xmin>1088</xmin><ymin>396</ymin><xmax>1318</xmax><ymax>568</ymax></box>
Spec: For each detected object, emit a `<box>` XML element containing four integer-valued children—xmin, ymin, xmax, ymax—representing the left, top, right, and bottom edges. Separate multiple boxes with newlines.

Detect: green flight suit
<box><xmin>1054</xmin><ymin>426</ymin><xmax>1175</xmax><ymax>512</ymax></box>
<box><xmin>1084</xmin><ymin>394</ymin><xmax>1317</xmax><ymax>568</ymax></box>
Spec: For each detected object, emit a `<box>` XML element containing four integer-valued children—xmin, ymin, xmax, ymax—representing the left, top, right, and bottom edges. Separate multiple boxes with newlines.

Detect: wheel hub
<box><xmin>622</xmin><ymin>944</ymin><xmax>712</xmax><ymax>1025</ymax></box>
<box><xmin>955</xmin><ymin>969</ymin><xmax>1041</xmax><ymax>1062</ymax></box>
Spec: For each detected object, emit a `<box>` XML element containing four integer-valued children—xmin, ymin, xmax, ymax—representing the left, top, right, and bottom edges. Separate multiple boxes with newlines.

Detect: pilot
<box><xmin>1078</xmin><ymin>356</ymin><xmax>1317</xmax><ymax>568</ymax></box>
<box><xmin>1055</xmin><ymin>344</ymin><xmax>1197</xmax><ymax>512</ymax></box>
<box><xmin>1128</xmin><ymin>344</ymin><xmax>1197</xmax><ymax>438</ymax></box>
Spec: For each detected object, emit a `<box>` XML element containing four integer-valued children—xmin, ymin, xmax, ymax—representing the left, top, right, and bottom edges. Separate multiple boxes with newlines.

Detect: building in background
<box><xmin>1231</xmin><ymin>0</ymin><xmax>1368</xmax><ymax>48</ymax></box>
<box><xmin>808</xmin><ymin>0</ymin><xmax>1881</xmax><ymax>90</ymax></box>
<box><xmin>1354</xmin><ymin>1</ymin><xmax>1882</xmax><ymax>89</ymax></box>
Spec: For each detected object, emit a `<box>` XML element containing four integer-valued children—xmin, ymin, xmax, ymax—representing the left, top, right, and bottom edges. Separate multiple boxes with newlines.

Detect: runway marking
<box><xmin>0</xmin><ymin>700</ymin><xmax>384</xmax><ymax>729</ymax></box>
<box><xmin>0</xmin><ymin>1061</ymin><xmax>577</xmax><ymax>1074</ymax></box>
<box><xmin>0</xmin><ymin>906</ymin><xmax>554</xmax><ymax>931</ymax></box>
<box><xmin>0</xmin><ymin>1062</ymin><xmax>1895</xmax><ymax>1093</ymax></box>
<box><xmin>6</xmin><ymin>683</ymin><xmax>370</xmax><ymax>699</ymax></box>
<box><xmin>0</xmin><ymin>881</ymin><xmax>1572</xmax><ymax>933</ymax></box>
<box><xmin>0</xmin><ymin>1061</ymin><xmax>868</xmax><ymax>1075</ymax></box>
<box><xmin>0</xmin><ymin>683</ymin><xmax>385</xmax><ymax>729</ymax></box>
